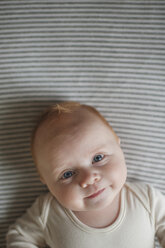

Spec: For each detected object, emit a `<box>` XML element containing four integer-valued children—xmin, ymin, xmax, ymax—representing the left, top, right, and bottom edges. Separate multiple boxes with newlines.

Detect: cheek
<box><xmin>106</xmin><ymin>155</ymin><xmax>127</xmax><ymax>181</ymax></box>
<box><xmin>51</xmin><ymin>184</ymin><xmax>78</xmax><ymax>206</ymax></box>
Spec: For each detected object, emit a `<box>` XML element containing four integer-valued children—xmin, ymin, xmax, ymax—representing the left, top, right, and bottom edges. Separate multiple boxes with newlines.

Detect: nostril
<box><xmin>94</xmin><ymin>173</ymin><xmax>101</xmax><ymax>180</ymax></box>
<box><xmin>82</xmin><ymin>183</ymin><xmax>87</xmax><ymax>188</ymax></box>
<box><xmin>80</xmin><ymin>172</ymin><xmax>101</xmax><ymax>188</ymax></box>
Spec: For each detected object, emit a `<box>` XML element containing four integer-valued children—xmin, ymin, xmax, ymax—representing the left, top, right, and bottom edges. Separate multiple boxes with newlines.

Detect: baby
<box><xmin>6</xmin><ymin>101</ymin><xmax>165</xmax><ymax>248</ymax></box>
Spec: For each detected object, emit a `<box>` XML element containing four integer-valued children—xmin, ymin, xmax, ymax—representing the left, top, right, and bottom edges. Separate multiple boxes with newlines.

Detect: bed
<box><xmin>0</xmin><ymin>1</ymin><xmax>165</xmax><ymax>247</ymax></box>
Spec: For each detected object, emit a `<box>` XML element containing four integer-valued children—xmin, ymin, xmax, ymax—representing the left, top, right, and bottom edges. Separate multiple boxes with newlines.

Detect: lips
<box><xmin>86</xmin><ymin>188</ymin><xmax>105</xmax><ymax>199</ymax></box>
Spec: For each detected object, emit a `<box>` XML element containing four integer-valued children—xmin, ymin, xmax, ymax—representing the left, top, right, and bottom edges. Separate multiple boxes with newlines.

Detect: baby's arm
<box><xmin>151</xmin><ymin>186</ymin><xmax>165</xmax><ymax>247</ymax></box>
<box><xmin>6</xmin><ymin>195</ymin><xmax>48</xmax><ymax>248</ymax></box>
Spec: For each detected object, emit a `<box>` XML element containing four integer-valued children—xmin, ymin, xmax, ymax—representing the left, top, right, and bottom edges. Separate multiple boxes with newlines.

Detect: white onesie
<box><xmin>6</xmin><ymin>182</ymin><xmax>165</xmax><ymax>248</ymax></box>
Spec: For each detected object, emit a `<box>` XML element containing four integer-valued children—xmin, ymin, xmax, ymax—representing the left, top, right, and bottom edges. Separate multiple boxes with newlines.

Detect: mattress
<box><xmin>0</xmin><ymin>1</ymin><xmax>165</xmax><ymax>247</ymax></box>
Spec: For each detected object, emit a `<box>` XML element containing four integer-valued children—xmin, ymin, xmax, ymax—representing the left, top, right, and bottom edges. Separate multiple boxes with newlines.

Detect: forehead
<box><xmin>36</xmin><ymin>108</ymin><xmax>100</xmax><ymax>142</ymax></box>
<box><xmin>42</xmin><ymin>107</ymin><xmax>111</xmax><ymax>135</ymax></box>
<box><xmin>34</xmin><ymin>108</ymin><xmax>117</xmax><ymax>165</ymax></box>
<box><xmin>44</xmin><ymin>118</ymin><xmax>113</xmax><ymax>150</ymax></box>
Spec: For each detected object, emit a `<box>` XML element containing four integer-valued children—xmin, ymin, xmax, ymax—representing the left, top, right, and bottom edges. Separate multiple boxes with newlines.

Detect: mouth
<box><xmin>86</xmin><ymin>188</ymin><xmax>105</xmax><ymax>199</ymax></box>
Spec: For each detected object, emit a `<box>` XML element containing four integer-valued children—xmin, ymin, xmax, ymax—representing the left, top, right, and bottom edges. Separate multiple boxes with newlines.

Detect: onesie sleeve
<box><xmin>6</xmin><ymin>194</ymin><xmax>49</xmax><ymax>248</ymax></box>
<box><xmin>150</xmin><ymin>186</ymin><xmax>165</xmax><ymax>248</ymax></box>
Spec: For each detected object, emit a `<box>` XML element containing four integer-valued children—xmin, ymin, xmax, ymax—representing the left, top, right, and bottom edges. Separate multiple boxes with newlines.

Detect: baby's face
<box><xmin>35</xmin><ymin>110</ymin><xmax>127</xmax><ymax>212</ymax></box>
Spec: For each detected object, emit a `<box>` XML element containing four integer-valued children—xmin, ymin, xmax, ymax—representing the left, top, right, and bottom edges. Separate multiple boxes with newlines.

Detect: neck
<box><xmin>73</xmin><ymin>192</ymin><xmax>121</xmax><ymax>228</ymax></box>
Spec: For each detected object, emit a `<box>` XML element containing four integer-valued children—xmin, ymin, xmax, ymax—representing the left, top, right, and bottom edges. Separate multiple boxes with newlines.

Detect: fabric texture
<box><xmin>6</xmin><ymin>182</ymin><xmax>165</xmax><ymax>248</ymax></box>
<box><xmin>0</xmin><ymin>1</ymin><xmax>165</xmax><ymax>247</ymax></box>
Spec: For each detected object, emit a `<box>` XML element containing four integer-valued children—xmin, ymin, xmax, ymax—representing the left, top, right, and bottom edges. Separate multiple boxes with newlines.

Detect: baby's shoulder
<box><xmin>125</xmin><ymin>180</ymin><xmax>152</xmax><ymax>195</ymax></box>
<box><xmin>36</xmin><ymin>191</ymin><xmax>54</xmax><ymax>209</ymax></box>
<box><xmin>30</xmin><ymin>192</ymin><xmax>58</xmax><ymax>225</ymax></box>
<box><xmin>124</xmin><ymin>181</ymin><xmax>156</xmax><ymax>213</ymax></box>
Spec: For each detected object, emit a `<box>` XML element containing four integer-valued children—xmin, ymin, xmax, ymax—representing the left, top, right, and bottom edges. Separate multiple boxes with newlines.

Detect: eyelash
<box><xmin>92</xmin><ymin>154</ymin><xmax>104</xmax><ymax>163</ymax></box>
<box><xmin>61</xmin><ymin>170</ymin><xmax>75</xmax><ymax>180</ymax></box>
<box><xmin>60</xmin><ymin>154</ymin><xmax>105</xmax><ymax>180</ymax></box>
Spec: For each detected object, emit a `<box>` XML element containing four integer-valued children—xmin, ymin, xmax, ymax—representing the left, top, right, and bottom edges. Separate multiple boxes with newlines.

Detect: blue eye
<box><xmin>61</xmin><ymin>170</ymin><xmax>75</xmax><ymax>180</ymax></box>
<box><xmin>93</xmin><ymin>154</ymin><xmax>104</xmax><ymax>163</ymax></box>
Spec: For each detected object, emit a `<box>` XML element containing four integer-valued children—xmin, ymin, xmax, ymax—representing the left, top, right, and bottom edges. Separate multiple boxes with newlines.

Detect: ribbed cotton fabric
<box><xmin>0</xmin><ymin>1</ymin><xmax>165</xmax><ymax>247</ymax></box>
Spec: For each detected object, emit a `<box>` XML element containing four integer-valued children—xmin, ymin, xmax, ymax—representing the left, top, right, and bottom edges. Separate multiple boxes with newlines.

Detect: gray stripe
<box><xmin>0</xmin><ymin>1</ymin><xmax>165</xmax><ymax>248</ymax></box>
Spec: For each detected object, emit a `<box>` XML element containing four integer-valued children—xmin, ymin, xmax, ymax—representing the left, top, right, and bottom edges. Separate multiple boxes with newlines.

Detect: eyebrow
<box><xmin>52</xmin><ymin>164</ymin><xmax>66</xmax><ymax>177</ymax></box>
<box><xmin>52</xmin><ymin>143</ymin><xmax>109</xmax><ymax>176</ymax></box>
<box><xmin>89</xmin><ymin>143</ymin><xmax>109</xmax><ymax>155</ymax></box>
<box><xmin>50</xmin><ymin>154</ymin><xmax>67</xmax><ymax>176</ymax></box>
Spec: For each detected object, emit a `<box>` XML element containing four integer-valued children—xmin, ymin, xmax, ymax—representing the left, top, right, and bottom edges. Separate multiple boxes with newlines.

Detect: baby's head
<box><xmin>31</xmin><ymin>101</ymin><xmax>127</xmax><ymax>212</ymax></box>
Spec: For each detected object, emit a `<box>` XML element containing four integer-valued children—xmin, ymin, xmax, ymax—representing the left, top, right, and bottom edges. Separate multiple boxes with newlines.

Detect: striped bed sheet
<box><xmin>0</xmin><ymin>1</ymin><xmax>165</xmax><ymax>247</ymax></box>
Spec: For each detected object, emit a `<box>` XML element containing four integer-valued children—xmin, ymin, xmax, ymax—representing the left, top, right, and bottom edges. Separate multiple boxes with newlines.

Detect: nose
<box><xmin>79</xmin><ymin>169</ymin><xmax>101</xmax><ymax>188</ymax></box>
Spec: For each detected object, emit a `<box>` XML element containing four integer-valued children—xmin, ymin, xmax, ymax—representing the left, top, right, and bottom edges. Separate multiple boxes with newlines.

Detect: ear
<box><xmin>118</xmin><ymin>137</ymin><xmax>121</xmax><ymax>145</ymax></box>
